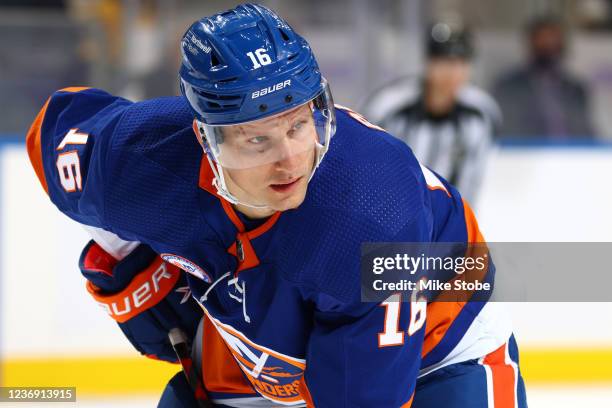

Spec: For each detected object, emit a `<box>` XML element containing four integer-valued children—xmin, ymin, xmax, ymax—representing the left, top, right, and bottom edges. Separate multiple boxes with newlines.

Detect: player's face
<box><xmin>426</xmin><ymin>57</ymin><xmax>471</xmax><ymax>95</ymax></box>
<box><xmin>220</xmin><ymin>104</ymin><xmax>318</xmax><ymax>217</ymax></box>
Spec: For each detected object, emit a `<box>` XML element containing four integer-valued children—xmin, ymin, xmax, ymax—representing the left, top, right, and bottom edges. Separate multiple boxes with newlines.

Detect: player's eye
<box><xmin>247</xmin><ymin>136</ymin><xmax>269</xmax><ymax>145</ymax></box>
<box><xmin>289</xmin><ymin>120</ymin><xmax>307</xmax><ymax>136</ymax></box>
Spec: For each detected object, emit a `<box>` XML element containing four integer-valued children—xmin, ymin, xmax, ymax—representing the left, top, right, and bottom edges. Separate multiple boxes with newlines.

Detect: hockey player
<box><xmin>26</xmin><ymin>4</ymin><xmax>526</xmax><ymax>407</ymax></box>
<box><xmin>362</xmin><ymin>22</ymin><xmax>501</xmax><ymax>204</ymax></box>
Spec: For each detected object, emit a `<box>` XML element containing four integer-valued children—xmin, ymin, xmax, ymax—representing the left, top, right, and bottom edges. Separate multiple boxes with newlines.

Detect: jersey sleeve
<box><xmin>416</xmin><ymin>164</ymin><xmax>499</xmax><ymax>371</ymax></box>
<box><xmin>26</xmin><ymin>87</ymin><xmax>132</xmax><ymax>228</ymax></box>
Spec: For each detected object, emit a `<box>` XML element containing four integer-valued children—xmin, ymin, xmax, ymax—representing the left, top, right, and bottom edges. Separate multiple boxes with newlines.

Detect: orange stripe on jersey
<box><xmin>219</xmin><ymin>190</ymin><xmax>282</xmax><ymax>237</ymax></box>
<box><xmin>297</xmin><ymin>377</ymin><xmax>315</xmax><ymax>408</ymax></box>
<box><xmin>451</xmin><ymin>199</ymin><xmax>490</xmax><ymax>299</ymax></box>
<box><xmin>423</xmin><ymin>200</ymin><xmax>489</xmax><ymax>356</ymax></box>
<box><xmin>214</xmin><ymin>173</ymin><xmax>281</xmax><ymax>273</ymax></box>
<box><xmin>334</xmin><ymin>104</ymin><xmax>386</xmax><ymax>132</ymax></box>
<box><xmin>220</xmin><ymin>198</ymin><xmax>246</xmax><ymax>232</ymax></box>
<box><xmin>420</xmin><ymin>164</ymin><xmax>450</xmax><ymax>197</ymax></box>
<box><xmin>201</xmin><ymin>315</ymin><xmax>255</xmax><ymax>395</ymax></box>
<box><xmin>199</xmin><ymin>157</ymin><xmax>281</xmax><ymax>235</ymax></box>
<box><xmin>226</xmin><ymin>211</ymin><xmax>281</xmax><ymax>273</ymax></box>
<box><xmin>427</xmin><ymin>185</ymin><xmax>451</xmax><ymax>197</ymax></box>
<box><xmin>422</xmin><ymin>301</ymin><xmax>466</xmax><ymax>357</ymax></box>
<box><xmin>482</xmin><ymin>344</ymin><xmax>516</xmax><ymax>408</ymax></box>
<box><xmin>247</xmin><ymin>211</ymin><xmax>281</xmax><ymax>239</ymax></box>
<box><xmin>198</xmin><ymin>155</ymin><xmax>220</xmax><ymax>198</ymax></box>
<box><xmin>400</xmin><ymin>392</ymin><xmax>415</xmax><ymax>408</ymax></box>
<box><xmin>58</xmin><ymin>86</ymin><xmax>91</xmax><ymax>93</ymax></box>
<box><xmin>26</xmin><ymin>97</ymin><xmax>52</xmax><ymax>193</ymax></box>
<box><xmin>26</xmin><ymin>87</ymin><xmax>90</xmax><ymax>194</ymax></box>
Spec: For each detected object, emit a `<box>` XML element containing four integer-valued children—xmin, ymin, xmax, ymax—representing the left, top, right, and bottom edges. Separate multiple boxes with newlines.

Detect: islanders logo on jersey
<box><xmin>160</xmin><ymin>253</ymin><xmax>212</xmax><ymax>283</ymax></box>
<box><xmin>203</xmin><ymin>309</ymin><xmax>307</xmax><ymax>405</ymax></box>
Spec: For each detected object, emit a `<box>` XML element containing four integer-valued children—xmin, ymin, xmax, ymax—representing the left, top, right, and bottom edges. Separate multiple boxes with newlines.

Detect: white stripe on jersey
<box><xmin>418</xmin><ymin>302</ymin><xmax>513</xmax><ymax>378</ymax></box>
<box><xmin>82</xmin><ymin>225</ymin><xmax>140</xmax><ymax>260</ymax></box>
<box><xmin>504</xmin><ymin>341</ymin><xmax>520</xmax><ymax>408</ymax></box>
<box><xmin>479</xmin><ymin>355</ymin><xmax>495</xmax><ymax>408</ymax></box>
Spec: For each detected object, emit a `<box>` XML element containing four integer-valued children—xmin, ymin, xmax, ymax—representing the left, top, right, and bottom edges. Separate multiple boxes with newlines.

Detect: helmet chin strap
<box><xmin>204</xmin><ymin>153</ymin><xmax>269</xmax><ymax>209</ymax></box>
<box><xmin>204</xmin><ymin>142</ymin><xmax>328</xmax><ymax>211</ymax></box>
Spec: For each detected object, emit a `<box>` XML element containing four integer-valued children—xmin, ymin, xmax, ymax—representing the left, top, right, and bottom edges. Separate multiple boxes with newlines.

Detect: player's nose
<box><xmin>273</xmin><ymin>138</ymin><xmax>302</xmax><ymax>170</ymax></box>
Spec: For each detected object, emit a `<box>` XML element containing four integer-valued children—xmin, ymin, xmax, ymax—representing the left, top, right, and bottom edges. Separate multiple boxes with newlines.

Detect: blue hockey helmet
<box><xmin>178</xmin><ymin>4</ymin><xmax>335</xmax><ymax>207</ymax></box>
<box><xmin>179</xmin><ymin>3</ymin><xmax>329</xmax><ymax>126</ymax></box>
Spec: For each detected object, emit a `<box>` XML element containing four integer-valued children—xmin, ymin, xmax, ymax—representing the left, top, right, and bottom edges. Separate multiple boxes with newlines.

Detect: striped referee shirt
<box><xmin>361</xmin><ymin>77</ymin><xmax>501</xmax><ymax>203</ymax></box>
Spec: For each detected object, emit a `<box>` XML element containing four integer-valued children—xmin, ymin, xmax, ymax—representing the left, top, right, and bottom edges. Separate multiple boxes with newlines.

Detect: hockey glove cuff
<box><xmin>79</xmin><ymin>240</ymin><xmax>202</xmax><ymax>362</ymax></box>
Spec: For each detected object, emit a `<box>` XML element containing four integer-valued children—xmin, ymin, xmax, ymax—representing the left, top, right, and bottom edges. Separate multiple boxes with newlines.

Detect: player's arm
<box><xmin>28</xmin><ymin>88</ymin><xmax>205</xmax><ymax>362</ymax></box>
<box><xmin>416</xmin><ymin>163</ymin><xmax>505</xmax><ymax>374</ymax></box>
<box><xmin>26</xmin><ymin>87</ymin><xmax>129</xmax><ymax>228</ymax></box>
<box><xmin>301</xmin><ymin>295</ymin><xmax>425</xmax><ymax>407</ymax></box>
<box><xmin>296</xmin><ymin>206</ymin><xmax>433</xmax><ymax>407</ymax></box>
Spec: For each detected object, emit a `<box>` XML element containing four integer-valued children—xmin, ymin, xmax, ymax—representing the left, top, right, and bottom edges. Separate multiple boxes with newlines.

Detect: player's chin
<box><xmin>267</xmin><ymin>183</ymin><xmax>308</xmax><ymax>211</ymax></box>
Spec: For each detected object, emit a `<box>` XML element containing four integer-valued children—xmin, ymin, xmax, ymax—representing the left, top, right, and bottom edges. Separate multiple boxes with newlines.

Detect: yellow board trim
<box><xmin>2</xmin><ymin>348</ymin><xmax>612</xmax><ymax>396</ymax></box>
<box><xmin>520</xmin><ymin>347</ymin><xmax>612</xmax><ymax>385</ymax></box>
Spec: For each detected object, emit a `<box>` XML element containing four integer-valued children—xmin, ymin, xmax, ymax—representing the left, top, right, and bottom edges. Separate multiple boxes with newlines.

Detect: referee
<box><xmin>362</xmin><ymin>22</ymin><xmax>501</xmax><ymax>204</ymax></box>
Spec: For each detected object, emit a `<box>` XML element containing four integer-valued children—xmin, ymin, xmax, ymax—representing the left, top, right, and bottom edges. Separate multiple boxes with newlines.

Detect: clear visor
<box><xmin>196</xmin><ymin>80</ymin><xmax>335</xmax><ymax>170</ymax></box>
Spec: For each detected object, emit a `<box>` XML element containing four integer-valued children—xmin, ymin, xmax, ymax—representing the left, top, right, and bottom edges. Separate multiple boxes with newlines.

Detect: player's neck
<box><xmin>234</xmin><ymin>203</ymin><xmax>275</xmax><ymax>219</ymax></box>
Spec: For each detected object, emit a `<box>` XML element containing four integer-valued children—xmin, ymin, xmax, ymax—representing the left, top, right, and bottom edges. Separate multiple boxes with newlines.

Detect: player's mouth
<box><xmin>269</xmin><ymin>177</ymin><xmax>302</xmax><ymax>193</ymax></box>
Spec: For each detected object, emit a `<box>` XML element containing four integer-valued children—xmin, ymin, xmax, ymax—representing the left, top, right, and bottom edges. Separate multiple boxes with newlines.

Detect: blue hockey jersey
<box><xmin>27</xmin><ymin>87</ymin><xmax>511</xmax><ymax>407</ymax></box>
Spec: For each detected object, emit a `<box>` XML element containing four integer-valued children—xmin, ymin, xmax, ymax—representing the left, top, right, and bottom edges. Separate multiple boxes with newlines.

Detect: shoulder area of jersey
<box><xmin>304</xmin><ymin>104</ymin><xmax>432</xmax><ymax>223</ymax></box>
<box><xmin>334</xmin><ymin>104</ymin><xmax>386</xmax><ymax>133</ymax></box>
<box><xmin>40</xmin><ymin>87</ymin><xmax>195</xmax><ymax>141</ymax></box>
<box><xmin>325</xmin><ymin>104</ymin><xmax>426</xmax><ymax>189</ymax></box>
